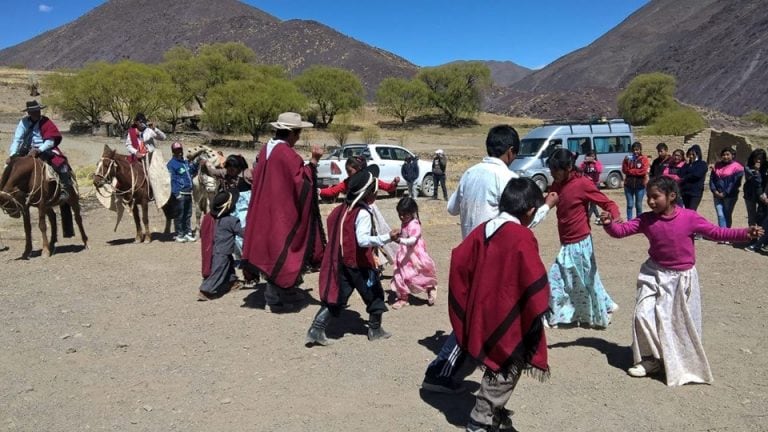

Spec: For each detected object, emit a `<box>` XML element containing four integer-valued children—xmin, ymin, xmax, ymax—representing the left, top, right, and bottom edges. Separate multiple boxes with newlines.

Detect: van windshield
<box><xmin>518</xmin><ymin>138</ymin><xmax>546</xmax><ymax>157</ymax></box>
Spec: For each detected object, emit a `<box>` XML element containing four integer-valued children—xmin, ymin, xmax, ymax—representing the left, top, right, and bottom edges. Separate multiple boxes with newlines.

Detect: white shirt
<box><xmin>265</xmin><ymin>138</ymin><xmax>286</xmax><ymax>160</ymax></box>
<box><xmin>447</xmin><ymin>156</ymin><xmax>549</xmax><ymax>239</ymax></box>
<box><xmin>142</xmin><ymin>127</ymin><xmax>166</xmax><ymax>152</ymax></box>
<box><xmin>485</xmin><ymin>212</ymin><xmax>521</xmax><ymax>238</ymax></box>
<box><xmin>355</xmin><ymin>205</ymin><xmax>392</xmax><ymax>248</ymax></box>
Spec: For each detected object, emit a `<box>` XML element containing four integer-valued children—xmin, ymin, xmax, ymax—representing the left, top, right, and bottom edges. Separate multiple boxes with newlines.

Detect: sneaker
<box><xmin>627</xmin><ymin>359</ymin><xmax>661</xmax><ymax>377</ymax></box>
<box><xmin>745</xmin><ymin>244</ymin><xmax>758</xmax><ymax>252</ymax></box>
<box><xmin>185</xmin><ymin>233</ymin><xmax>197</xmax><ymax>242</ymax></box>
<box><xmin>392</xmin><ymin>299</ymin><xmax>408</xmax><ymax>310</ymax></box>
<box><xmin>175</xmin><ymin>236</ymin><xmax>187</xmax><ymax>243</ymax></box>
<box><xmin>421</xmin><ymin>375</ymin><xmax>464</xmax><ymax>394</ymax></box>
<box><xmin>608</xmin><ymin>302</ymin><xmax>620</xmax><ymax>314</ymax></box>
<box><xmin>542</xmin><ymin>317</ymin><xmax>557</xmax><ymax>329</ymax></box>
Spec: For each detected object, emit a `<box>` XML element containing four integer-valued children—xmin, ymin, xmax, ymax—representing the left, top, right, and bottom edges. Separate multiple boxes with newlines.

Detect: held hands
<box><xmin>544</xmin><ymin>192</ymin><xmax>559</xmax><ymax>208</ymax></box>
<box><xmin>389</xmin><ymin>228</ymin><xmax>400</xmax><ymax>242</ymax></box>
<box><xmin>748</xmin><ymin>225</ymin><xmax>764</xmax><ymax>239</ymax></box>
<box><xmin>392</xmin><ymin>176</ymin><xmax>400</xmax><ymax>185</ymax></box>
<box><xmin>599</xmin><ymin>211</ymin><xmax>613</xmax><ymax>225</ymax></box>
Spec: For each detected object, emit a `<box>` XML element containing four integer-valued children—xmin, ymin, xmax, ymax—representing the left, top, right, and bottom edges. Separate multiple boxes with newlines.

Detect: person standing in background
<box><xmin>431</xmin><ymin>149</ymin><xmax>448</xmax><ymax>200</ymax></box>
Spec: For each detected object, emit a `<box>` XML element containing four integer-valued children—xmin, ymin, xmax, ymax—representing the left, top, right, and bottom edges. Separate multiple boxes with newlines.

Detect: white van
<box><xmin>509</xmin><ymin>119</ymin><xmax>634</xmax><ymax>191</ymax></box>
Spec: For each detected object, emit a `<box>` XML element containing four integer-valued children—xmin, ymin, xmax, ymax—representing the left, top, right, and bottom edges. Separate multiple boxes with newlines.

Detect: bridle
<box><xmin>94</xmin><ymin>156</ymin><xmax>148</xmax><ymax>200</ymax></box>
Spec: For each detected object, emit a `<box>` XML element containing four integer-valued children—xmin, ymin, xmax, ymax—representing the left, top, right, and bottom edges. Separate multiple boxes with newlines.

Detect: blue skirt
<box><xmin>546</xmin><ymin>236</ymin><xmax>615</xmax><ymax>328</ymax></box>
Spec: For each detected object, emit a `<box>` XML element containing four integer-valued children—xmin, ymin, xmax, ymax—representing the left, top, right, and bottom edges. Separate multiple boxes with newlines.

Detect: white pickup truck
<box><xmin>316</xmin><ymin>144</ymin><xmax>435</xmax><ymax>197</ymax></box>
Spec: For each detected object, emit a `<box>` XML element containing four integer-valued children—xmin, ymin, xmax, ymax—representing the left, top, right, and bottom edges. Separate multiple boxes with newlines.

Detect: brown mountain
<box><xmin>445</xmin><ymin>60</ymin><xmax>532</xmax><ymax>87</ymax></box>
<box><xmin>495</xmin><ymin>0</ymin><xmax>768</xmax><ymax>117</ymax></box>
<box><xmin>0</xmin><ymin>0</ymin><xmax>417</xmax><ymax>96</ymax></box>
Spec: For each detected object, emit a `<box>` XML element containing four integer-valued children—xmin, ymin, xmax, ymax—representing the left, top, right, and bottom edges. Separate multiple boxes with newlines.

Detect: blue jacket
<box><xmin>167</xmin><ymin>157</ymin><xmax>199</xmax><ymax>195</ymax></box>
<box><xmin>678</xmin><ymin>145</ymin><xmax>708</xmax><ymax>197</ymax></box>
<box><xmin>709</xmin><ymin>160</ymin><xmax>744</xmax><ymax>198</ymax></box>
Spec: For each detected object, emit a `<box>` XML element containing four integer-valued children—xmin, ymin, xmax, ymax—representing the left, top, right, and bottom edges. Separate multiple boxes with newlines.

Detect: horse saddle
<box><xmin>43</xmin><ymin>164</ymin><xmax>62</xmax><ymax>185</ymax></box>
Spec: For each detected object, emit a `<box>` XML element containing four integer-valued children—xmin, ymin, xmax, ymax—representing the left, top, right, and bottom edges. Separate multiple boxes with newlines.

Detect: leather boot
<box><xmin>58</xmin><ymin>170</ymin><xmax>72</xmax><ymax>204</ymax></box>
<box><xmin>367</xmin><ymin>313</ymin><xmax>391</xmax><ymax>341</ymax></box>
<box><xmin>305</xmin><ymin>306</ymin><xmax>334</xmax><ymax>346</ymax></box>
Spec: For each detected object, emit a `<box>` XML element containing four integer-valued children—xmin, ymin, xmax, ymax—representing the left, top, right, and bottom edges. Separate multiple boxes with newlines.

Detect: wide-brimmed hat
<box><xmin>22</xmin><ymin>100</ymin><xmax>46</xmax><ymax>112</ymax></box>
<box><xmin>435</xmin><ymin>149</ymin><xmax>444</xmax><ymax>155</ymax></box>
<box><xmin>211</xmin><ymin>190</ymin><xmax>239</xmax><ymax>218</ymax></box>
<box><xmin>269</xmin><ymin>112</ymin><xmax>313</xmax><ymax>130</ymax></box>
<box><xmin>345</xmin><ymin>164</ymin><xmax>380</xmax><ymax>205</ymax></box>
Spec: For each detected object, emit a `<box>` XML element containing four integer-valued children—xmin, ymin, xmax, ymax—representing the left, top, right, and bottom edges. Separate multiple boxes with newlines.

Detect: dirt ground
<box><xmin>1</xmin><ymin>85</ymin><xmax>768</xmax><ymax>432</ymax></box>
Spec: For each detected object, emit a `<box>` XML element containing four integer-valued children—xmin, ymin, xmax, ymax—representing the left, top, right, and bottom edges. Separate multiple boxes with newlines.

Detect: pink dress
<box><xmin>391</xmin><ymin>219</ymin><xmax>437</xmax><ymax>299</ymax></box>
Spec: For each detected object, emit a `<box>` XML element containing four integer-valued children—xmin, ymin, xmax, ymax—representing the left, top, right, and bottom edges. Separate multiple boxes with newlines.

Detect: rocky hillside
<box><xmin>494</xmin><ymin>0</ymin><xmax>768</xmax><ymax>117</ymax></box>
<box><xmin>445</xmin><ymin>60</ymin><xmax>532</xmax><ymax>87</ymax></box>
<box><xmin>0</xmin><ymin>0</ymin><xmax>417</xmax><ymax>96</ymax></box>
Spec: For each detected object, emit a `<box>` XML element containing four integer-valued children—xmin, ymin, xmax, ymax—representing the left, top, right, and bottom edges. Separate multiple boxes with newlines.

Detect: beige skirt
<box><xmin>634</xmin><ymin>260</ymin><xmax>713</xmax><ymax>386</ymax></box>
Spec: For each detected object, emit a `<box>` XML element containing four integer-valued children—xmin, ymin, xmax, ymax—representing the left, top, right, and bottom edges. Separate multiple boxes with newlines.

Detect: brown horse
<box><xmin>93</xmin><ymin>145</ymin><xmax>162</xmax><ymax>243</ymax></box>
<box><xmin>0</xmin><ymin>156</ymin><xmax>88</xmax><ymax>259</ymax></box>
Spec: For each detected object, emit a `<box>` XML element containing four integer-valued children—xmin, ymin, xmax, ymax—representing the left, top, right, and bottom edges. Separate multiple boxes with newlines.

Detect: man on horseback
<box><xmin>7</xmin><ymin>100</ymin><xmax>72</xmax><ymax>203</ymax></box>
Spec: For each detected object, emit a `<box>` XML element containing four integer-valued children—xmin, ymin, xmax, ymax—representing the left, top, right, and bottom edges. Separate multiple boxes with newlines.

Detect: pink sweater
<box><xmin>603</xmin><ymin>207</ymin><xmax>749</xmax><ymax>270</ymax></box>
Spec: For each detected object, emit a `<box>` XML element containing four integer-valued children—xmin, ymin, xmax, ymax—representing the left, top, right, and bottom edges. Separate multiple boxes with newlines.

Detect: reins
<box><xmin>94</xmin><ymin>156</ymin><xmax>149</xmax><ymax>203</ymax></box>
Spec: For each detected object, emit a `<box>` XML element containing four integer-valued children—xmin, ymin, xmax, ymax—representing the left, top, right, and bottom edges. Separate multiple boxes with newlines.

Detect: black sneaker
<box><xmin>421</xmin><ymin>374</ymin><xmax>463</xmax><ymax>394</ymax></box>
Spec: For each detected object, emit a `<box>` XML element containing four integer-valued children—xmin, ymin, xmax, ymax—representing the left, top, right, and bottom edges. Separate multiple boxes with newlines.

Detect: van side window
<box><xmin>566</xmin><ymin>137</ymin><xmax>591</xmax><ymax>154</ymax></box>
<box><xmin>594</xmin><ymin>136</ymin><xmax>632</xmax><ymax>153</ymax></box>
<box><xmin>542</xmin><ymin>139</ymin><xmax>562</xmax><ymax>158</ymax></box>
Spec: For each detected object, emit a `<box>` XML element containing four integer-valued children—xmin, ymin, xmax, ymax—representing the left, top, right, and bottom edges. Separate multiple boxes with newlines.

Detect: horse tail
<box><xmin>60</xmin><ymin>203</ymin><xmax>74</xmax><ymax>238</ymax></box>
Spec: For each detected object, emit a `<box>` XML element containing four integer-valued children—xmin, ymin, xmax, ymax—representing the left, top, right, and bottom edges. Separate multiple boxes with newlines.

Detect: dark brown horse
<box><xmin>0</xmin><ymin>156</ymin><xmax>88</xmax><ymax>259</ymax></box>
<box><xmin>93</xmin><ymin>145</ymin><xmax>161</xmax><ymax>243</ymax></box>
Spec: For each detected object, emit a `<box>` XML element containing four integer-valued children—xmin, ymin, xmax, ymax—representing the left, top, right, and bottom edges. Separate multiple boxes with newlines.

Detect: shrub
<box><xmin>743</xmin><ymin>110</ymin><xmax>768</xmax><ymax>126</ymax></box>
<box><xmin>645</xmin><ymin>107</ymin><xmax>707</xmax><ymax>136</ymax></box>
<box><xmin>361</xmin><ymin>126</ymin><xmax>380</xmax><ymax>144</ymax></box>
<box><xmin>617</xmin><ymin>72</ymin><xmax>677</xmax><ymax>125</ymax></box>
<box><xmin>329</xmin><ymin>123</ymin><xmax>353</xmax><ymax>146</ymax></box>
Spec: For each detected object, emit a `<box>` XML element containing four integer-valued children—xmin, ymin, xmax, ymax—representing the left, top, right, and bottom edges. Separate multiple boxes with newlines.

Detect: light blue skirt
<box><xmin>546</xmin><ymin>236</ymin><xmax>615</xmax><ymax>328</ymax></box>
<box><xmin>233</xmin><ymin>190</ymin><xmax>251</xmax><ymax>258</ymax></box>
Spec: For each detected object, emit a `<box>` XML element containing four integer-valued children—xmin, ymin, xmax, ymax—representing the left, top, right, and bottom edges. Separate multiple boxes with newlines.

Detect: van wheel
<box><xmin>420</xmin><ymin>174</ymin><xmax>435</xmax><ymax>197</ymax></box>
<box><xmin>606</xmin><ymin>172</ymin><xmax>623</xmax><ymax>189</ymax></box>
<box><xmin>532</xmin><ymin>175</ymin><xmax>548</xmax><ymax>193</ymax></box>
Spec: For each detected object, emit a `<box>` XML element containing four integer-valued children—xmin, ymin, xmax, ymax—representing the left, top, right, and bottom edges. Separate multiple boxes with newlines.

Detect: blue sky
<box><xmin>0</xmin><ymin>0</ymin><xmax>648</xmax><ymax>69</ymax></box>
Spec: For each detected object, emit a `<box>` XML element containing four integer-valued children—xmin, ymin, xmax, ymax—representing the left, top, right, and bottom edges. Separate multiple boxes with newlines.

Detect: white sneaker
<box><xmin>542</xmin><ymin>317</ymin><xmax>557</xmax><ymax>329</ymax></box>
<box><xmin>184</xmin><ymin>233</ymin><xmax>197</xmax><ymax>242</ymax></box>
<box><xmin>608</xmin><ymin>302</ymin><xmax>619</xmax><ymax>314</ymax></box>
<box><xmin>175</xmin><ymin>236</ymin><xmax>187</xmax><ymax>243</ymax></box>
<box><xmin>628</xmin><ymin>359</ymin><xmax>661</xmax><ymax>377</ymax></box>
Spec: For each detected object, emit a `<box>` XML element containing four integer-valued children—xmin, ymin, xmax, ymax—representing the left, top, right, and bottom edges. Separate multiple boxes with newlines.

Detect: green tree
<box><xmin>376</xmin><ymin>77</ymin><xmax>430</xmax><ymax>124</ymax></box>
<box><xmin>295</xmin><ymin>66</ymin><xmax>365</xmax><ymax>127</ymax></box>
<box><xmin>99</xmin><ymin>61</ymin><xmax>176</xmax><ymax>131</ymax></box>
<box><xmin>417</xmin><ymin>62</ymin><xmax>491</xmax><ymax>126</ymax></box>
<box><xmin>204</xmin><ymin>76</ymin><xmax>306</xmax><ymax>142</ymax></box>
<box><xmin>44</xmin><ymin>63</ymin><xmax>110</xmax><ymax>131</ymax></box>
<box><xmin>645</xmin><ymin>107</ymin><xmax>707</xmax><ymax>135</ymax></box>
<box><xmin>617</xmin><ymin>73</ymin><xmax>677</xmax><ymax>125</ymax></box>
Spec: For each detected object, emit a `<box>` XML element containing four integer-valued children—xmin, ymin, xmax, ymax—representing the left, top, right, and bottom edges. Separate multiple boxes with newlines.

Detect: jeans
<box><xmin>174</xmin><ymin>193</ymin><xmax>192</xmax><ymax>236</ymax></box>
<box><xmin>714</xmin><ymin>195</ymin><xmax>738</xmax><ymax>228</ymax></box>
<box><xmin>433</xmin><ymin>173</ymin><xmax>448</xmax><ymax>200</ymax></box>
<box><xmin>624</xmin><ymin>186</ymin><xmax>645</xmax><ymax>219</ymax></box>
<box><xmin>587</xmin><ymin>202</ymin><xmax>600</xmax><ymax>220</ymax></box>
<box><xmin>406</xmin><ymin>181</ymin><xmax>418</xmax><ymax>198</ymax></box>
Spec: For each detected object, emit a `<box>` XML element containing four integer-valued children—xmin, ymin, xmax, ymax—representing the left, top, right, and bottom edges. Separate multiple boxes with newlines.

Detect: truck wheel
<box><xmin>605</xmin><ymin>171</ymin><xmax>623</xmax><ymax>189</ymax></box>
<box><xmin>420</xmin><ymin>174</ymin><xmax>434</xmax><ymax>197</ymax></box>
<box><xmin>532</xmin><ymin>175</ymin><xmax>548</xmax><ymax>193</ymax></box>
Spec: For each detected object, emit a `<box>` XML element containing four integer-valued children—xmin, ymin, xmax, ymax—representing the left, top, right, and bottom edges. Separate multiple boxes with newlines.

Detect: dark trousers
<box><xmin>682</xmin><ymin>194</ymin><xmax>702</xmax><ymax>211</ymax></box>
<box><xmin>174</xmin><ymin>193</ymin><xmax>192</xmax><ymax>236</ymax></box>
<box><xmin>425</xmin><ymin>332</ymin><xmax>468</xmax><ymax>380</ymax></box>
<box><xmin>433</xmin><ymin>174</ymin><xmax>448</xmax><ymax>200</ymax></box>
<box><xmin>327</xmin><ymin>265</ymin><xmax>387</xmax><ymax>316</ymax></box>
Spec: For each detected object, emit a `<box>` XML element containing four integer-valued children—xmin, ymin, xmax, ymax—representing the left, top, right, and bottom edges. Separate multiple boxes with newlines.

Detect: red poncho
<box><xmin>449</xmin><ymin>220</ymin><xmax>550</xmax><ymax>375</ymax></box>
<box><xmin>240</xmin><ymin>141</ymin><xmax>325</xmax><ymax>289</ymax></box>
<box><xmin>318</xmin><ymin>204</ymin><xmax>375</xmax><ymax>306</ymax></box>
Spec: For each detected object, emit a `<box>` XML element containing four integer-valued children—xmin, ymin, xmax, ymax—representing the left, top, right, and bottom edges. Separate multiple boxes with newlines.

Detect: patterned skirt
<box><xmin>546</xmin><ymin>236</ymin><xmax>615</xmax><ymax>328</ymax></box>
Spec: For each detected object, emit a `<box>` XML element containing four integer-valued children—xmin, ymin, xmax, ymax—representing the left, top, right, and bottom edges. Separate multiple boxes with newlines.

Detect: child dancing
<box><xmin>306</xmin><ymin>165</ymin><xmax>399</xmax><ymax>346</ymax></box>
<box><xmin>602</xmin><ymin>176</ymin><xmax>762</xmax><ymax>385</ymax></box>
<box><xmin>449</xmin><ymin>178</ymin><xmax>550</xmax><ymax>432</ymax></box>
<box><xmin>546</xmin><ymin>148</ymin><xmax>620</xmax><ymax>329</ymax></box>
<box><xmin>390</xmin><ymin>196</ymin><xmax>438</xmax><ymax>309</ymax></box>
